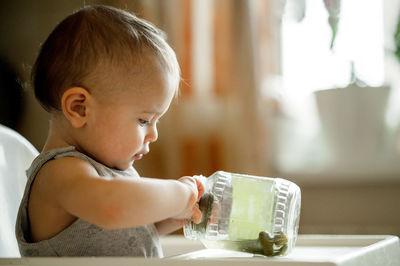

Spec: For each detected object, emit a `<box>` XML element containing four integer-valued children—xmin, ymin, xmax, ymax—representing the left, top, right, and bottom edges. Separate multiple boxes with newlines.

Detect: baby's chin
<box><xmin>101</xmin><ymin>153</ymin><xmax>141</xmax><ymax>171</ymax></box>
<box><xmin>106</xmin><ymin>159</ymin><xmax>134</xmax><ymax>171</ymax></box>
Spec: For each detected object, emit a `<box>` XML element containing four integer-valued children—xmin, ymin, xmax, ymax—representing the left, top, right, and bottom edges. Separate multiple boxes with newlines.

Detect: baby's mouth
<box><xmin>134</xmin><ymin>153</ymin><xmax>143</xmax><ymax>160</ymax></box>
<box><xmin>134</xmin><ymin>146</ymin><xmax>149</xmax><ymax>160</ymax></box>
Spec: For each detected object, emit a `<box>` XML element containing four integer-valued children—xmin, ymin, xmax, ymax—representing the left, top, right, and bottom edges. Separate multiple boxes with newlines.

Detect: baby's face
<box><xmin>81</xmin><ymin>53</ymin><xmax>177</xmax><ymax>170</ymax></box>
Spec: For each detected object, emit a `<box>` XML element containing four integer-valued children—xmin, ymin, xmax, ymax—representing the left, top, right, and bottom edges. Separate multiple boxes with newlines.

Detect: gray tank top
<box><xmin>15</xmin><ymin>146</ymin><xmax>163</xmax><ymax>257</ymax></box>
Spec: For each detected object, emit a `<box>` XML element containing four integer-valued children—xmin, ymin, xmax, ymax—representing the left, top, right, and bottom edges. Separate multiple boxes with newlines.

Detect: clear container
<box><xmin>183</xmin><ymin>171</ymin><xmax>301</xmax><ymax>256</ymax></box>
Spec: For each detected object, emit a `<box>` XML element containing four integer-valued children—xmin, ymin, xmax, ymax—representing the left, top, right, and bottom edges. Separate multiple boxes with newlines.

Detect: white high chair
<box><xmin>0</xmin><ymin>124</ymin><xmax>38</xmax><ymax>257</ymax></box>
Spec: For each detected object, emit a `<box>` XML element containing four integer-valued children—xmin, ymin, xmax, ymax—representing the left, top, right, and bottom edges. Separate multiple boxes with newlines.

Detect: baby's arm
<box><xmin>40</xmin><ymin>157</ymin><xmax>202</xmax><ymax>229</ymax></box>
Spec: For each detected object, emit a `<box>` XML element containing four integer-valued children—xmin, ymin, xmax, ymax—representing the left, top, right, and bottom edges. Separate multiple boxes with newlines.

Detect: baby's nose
<box><xmin>147</xmin><ymin>124</ymin><xmax>158</xmax><ymax>143</ymax></box>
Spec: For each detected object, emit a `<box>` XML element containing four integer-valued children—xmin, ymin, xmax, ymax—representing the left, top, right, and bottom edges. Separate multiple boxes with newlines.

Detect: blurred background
<box><xmin>1</xmin><ymin>0</ymin><xmax>400</xmax><ymax>236</ymax></box>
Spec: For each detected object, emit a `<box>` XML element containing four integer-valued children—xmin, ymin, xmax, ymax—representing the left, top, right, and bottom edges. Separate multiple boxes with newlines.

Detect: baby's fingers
<box><xmin>191</xmin><ymin>206</ymin><xmax>203</xmax><ymax>224</ymax></box>
<box><xmin>193</xmin><ymin>175</ymin><xmax>206</xmax><ymax>200</ymax></box>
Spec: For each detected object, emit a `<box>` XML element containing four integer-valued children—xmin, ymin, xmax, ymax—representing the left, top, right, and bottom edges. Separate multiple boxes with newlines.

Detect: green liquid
<box><xmin>203</xmin><ymin>231</ymin><xmax>288</xmax><ymax>256</ymax></box>
<box><xmin>228</xmin><ymin>174</ymin><xmax>275</xmax><ymax>240</ymax></box>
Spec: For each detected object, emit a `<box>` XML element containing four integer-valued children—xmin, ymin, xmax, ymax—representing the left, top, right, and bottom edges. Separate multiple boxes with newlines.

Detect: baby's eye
<box><xmin>138</xmin><ymin>119</ymin><xmax>151</xmax><ymax>126</ymax></box>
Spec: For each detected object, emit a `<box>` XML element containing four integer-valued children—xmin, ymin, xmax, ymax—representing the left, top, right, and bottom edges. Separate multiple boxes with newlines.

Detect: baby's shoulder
<box><xmin>35</xmin><ymin>156</ymin><xmax>99</xmax><ymax>189</ymax></box>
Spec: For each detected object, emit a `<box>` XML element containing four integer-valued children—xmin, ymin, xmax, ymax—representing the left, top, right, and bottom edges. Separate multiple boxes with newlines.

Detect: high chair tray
<box><xmin>0</xmin><ymin>235</ymin><xmax>399</xmax><ymax>266</ymax></box>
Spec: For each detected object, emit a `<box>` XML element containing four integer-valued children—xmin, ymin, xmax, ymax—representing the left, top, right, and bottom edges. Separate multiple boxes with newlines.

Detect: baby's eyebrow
<box><xmin>141</xmin><ymin>106</ymin><xmax>168</xmax><ymax>116</ymax></box>
<box><xmin>141</xmin><ymin>110</ymin><xmax>161</xmax><ymax>115</ymax></box>
<box><xmin>142</xmin><ymin>110</ymin><xmax>156</xmax><ymax>114</ymax></box>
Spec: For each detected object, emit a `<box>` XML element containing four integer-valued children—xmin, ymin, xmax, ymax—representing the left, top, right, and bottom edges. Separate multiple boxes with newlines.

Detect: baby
<box><xmin>15</xmin><ymin>5</ymin><xmax>203</xmax><ymax>257</ymax></box>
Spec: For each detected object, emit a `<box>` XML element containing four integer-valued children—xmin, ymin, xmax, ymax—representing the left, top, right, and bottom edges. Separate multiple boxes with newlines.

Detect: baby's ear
<box><xmin>61</xmin><ymin>87</ymin><xmax>91</xmax><ymax>128</ymax></box>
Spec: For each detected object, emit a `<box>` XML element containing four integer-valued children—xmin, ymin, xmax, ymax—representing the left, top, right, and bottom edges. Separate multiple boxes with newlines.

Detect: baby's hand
<box><xmin>172</xmin><ymin>176</ymin><xmax>205</xmax><ymax>223</ymax></box>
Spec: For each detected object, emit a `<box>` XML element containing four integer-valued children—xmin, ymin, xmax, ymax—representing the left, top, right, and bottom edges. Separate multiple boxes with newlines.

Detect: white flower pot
<box><xmin>314</xmin><ymin>85</ymin><xmax>390</xmax><ymax>170</ymax></box>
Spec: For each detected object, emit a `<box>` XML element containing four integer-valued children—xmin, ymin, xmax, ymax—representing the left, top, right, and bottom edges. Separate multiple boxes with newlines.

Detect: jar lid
<box><xmin>272</xmin><ymin>178</ymin><xmax>301</xmax><ymax>253</ymax></box>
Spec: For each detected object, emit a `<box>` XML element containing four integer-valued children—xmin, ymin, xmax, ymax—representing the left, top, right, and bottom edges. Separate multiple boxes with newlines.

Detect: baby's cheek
<box><xmin>115</xmin><ymin>139</ymin><xmax>135</xmax><ymax>153</ymax></box>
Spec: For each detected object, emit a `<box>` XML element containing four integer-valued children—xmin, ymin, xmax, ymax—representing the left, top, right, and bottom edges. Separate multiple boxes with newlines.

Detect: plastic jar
<box><xmin>183</xmin><ymin>171</ymin><xmax>301</xmax><ymax>256</ymax></box>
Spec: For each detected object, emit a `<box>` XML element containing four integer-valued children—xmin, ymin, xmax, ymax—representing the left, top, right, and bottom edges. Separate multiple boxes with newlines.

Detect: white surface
<box><xmin>0</xmin><ymin>235</ymin><xmax>399</xmax><ymax>265</ymax></box>
<box><xmin>172</xmin><ymin>235</ymin><xmax>400</xmax><ymax>265</ymax></box>
<box><xmin>0</xmin><ymin>125</ymin><xmax>38</xmax><ymax>257</ymax></box>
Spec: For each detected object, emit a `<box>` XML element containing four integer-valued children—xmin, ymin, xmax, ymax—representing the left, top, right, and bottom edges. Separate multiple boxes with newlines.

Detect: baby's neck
<box><xmin>42</xmin><ymin>116</ymin><xmax>78</xmax><ymax>152</ymax></box>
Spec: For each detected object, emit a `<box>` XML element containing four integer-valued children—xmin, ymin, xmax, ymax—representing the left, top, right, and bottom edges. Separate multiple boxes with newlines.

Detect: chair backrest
<box><xmin>0</xmin><ymin>125</ymin><xmax>38</xmax><ymax>257</ymax></box>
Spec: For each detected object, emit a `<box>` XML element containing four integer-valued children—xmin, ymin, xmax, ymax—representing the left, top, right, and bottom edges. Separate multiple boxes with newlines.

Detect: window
<box><xmin>282</xmin><ymin>0</ymin><xmax>384</xmax><ymax>95</ymax></box>
<box><xmin>274</xmin><ymin>0</ymin><xmax>400</xmax><ymax>178</ymax></box>
<box><xmin>279</xmin><ymin>0</ymin><xmax>385</xmax><ymax>128</ymax></box>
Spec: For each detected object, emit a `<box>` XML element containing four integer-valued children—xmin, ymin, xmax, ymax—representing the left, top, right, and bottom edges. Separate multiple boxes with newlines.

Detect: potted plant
<box><xmin>313</xmin><ymin>0</ymin><xmax>391</xmax><ymax>171</ymax></box>
<box><xmin>314</xmin><ymin>74</ymin><xmax>390</xmax><ymax>171</ymax></box>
